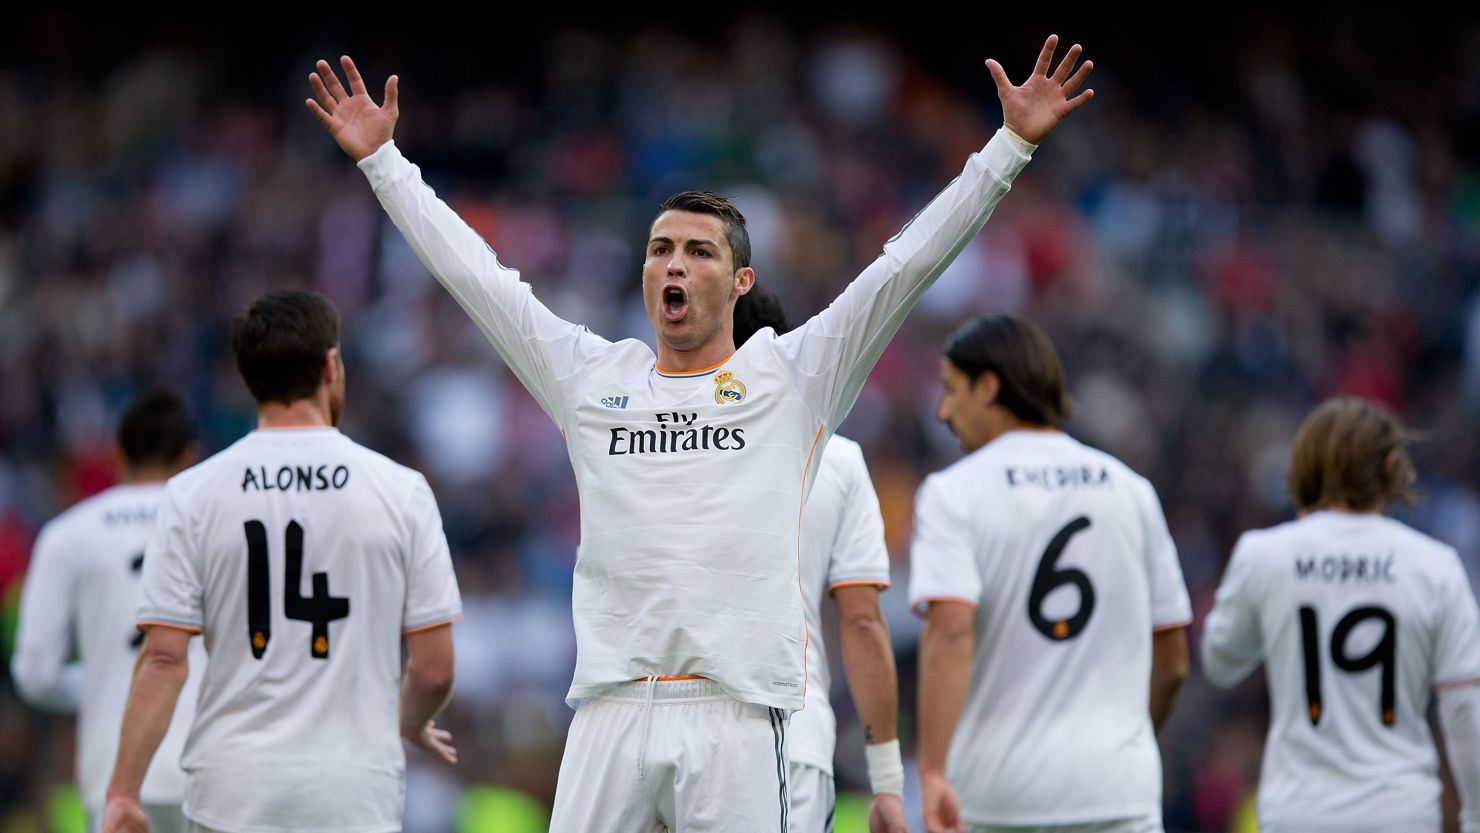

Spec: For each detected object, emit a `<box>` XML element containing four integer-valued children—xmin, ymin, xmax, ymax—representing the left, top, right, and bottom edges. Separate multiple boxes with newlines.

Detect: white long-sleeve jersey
<box><xmin>359</xmin><ymin>129</ymin><xmax>1032</xmax><ymax>709</ymax></box>
<box><xmin>10</xmin><ymin>483</ymin><xmax>206</xmax><ymax>814</ymax></box>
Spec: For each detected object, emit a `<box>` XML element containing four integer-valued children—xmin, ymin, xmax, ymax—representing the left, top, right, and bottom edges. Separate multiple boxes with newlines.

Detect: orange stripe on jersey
<box><xmin>793</xmin><ymin>426</ymin><xmax>826</xmax><ymax>702</ymax></box>
<box><xmin>136</xmin><ymin>621</ymin><xmax>204</xmax><ymax>635</ymax></box>
<box><xmin>829</xmin><ymin>580</ymin><xmax>891</xmax><ymax>594</ymax></box>
<box><xmin>1152</xmin><ymin>619</ymin><xmax>1194</xmax><ymax>633</ymax></box>
<box><xmin>1437</xmin><ymin>678</ymin><xmax>1480</xmax><ymax>692</ymax></box>
<box><xmin>402</xmin><ymin>616</ymin><xmax>461</xmax><ymax>636</ymax></box>
<box><xmin>654</xmin><ymin>356</ymin><xmax>732</xmax><ymax>377</ymax></box>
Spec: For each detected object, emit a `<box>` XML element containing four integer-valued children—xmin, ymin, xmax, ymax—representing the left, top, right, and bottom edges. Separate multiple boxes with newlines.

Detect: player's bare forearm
<box><xmin>1149</xmin><ymin>626</ymin><xmax>1190</xmax><ymax>730</ymax></box>
<box><xmin>918</xmin><ymin>601</ymin><xmax>975</xmax><ymax>777</ymax></box>
<box><xmin>1439</xmin><ymin>682</ymin><xmax>1480</xmax><ymax>833</ymax></box>
<box><xmin>106</xmin><ymin>627</ymin><xmax>191</xmax><ymax>802</ymax></box>
<box><xmin>835</xmin><ymin>586</ymin><xmax>900</xmax><ymax>744</ymax></box>
<box><xmin>401</xmin><ymin>624</ymin><xmax>457</xmax><ymax>763</ymax></box>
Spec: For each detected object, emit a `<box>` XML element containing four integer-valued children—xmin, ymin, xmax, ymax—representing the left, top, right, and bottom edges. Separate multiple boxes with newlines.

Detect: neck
<box><xmin>257</xmin><ymin>399</ymin><xmax>333</xmax><ymax>430</ymax></box>
<box><xmin>656</xmin><ymin>338</ymin><xmax>736</xmax><ymax>374</ymax></box>
<box><xmin>1300</xmin><ymin>502</ymin><xmax>1378</xmax><ymax>518</ymax></box>
<box><xmin>982</xmin><ymin>410</ymin><xmax>1056</xmax><ymax>447</ymax></box>
<box><xmin>119</xmin><ymin>465</ymin><xmax>176</xmax><ymax>485</ymax></box>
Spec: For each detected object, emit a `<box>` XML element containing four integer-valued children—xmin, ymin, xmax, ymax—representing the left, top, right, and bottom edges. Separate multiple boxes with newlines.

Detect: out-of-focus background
<box><xmin>2</xmin><ymin>6</ymin><xmax>1479</xmax><ymax>832</ymax></box>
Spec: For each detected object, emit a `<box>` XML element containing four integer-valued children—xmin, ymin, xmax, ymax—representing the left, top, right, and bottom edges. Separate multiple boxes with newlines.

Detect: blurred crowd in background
<box><xmin>2</xmin><ymin>8</ymin><xmax>1480</xmax><ymax>832</ymax></box>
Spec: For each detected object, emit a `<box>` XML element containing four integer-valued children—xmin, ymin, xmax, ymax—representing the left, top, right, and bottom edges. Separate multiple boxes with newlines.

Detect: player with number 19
<box><xmin>910</xmin><ymin>314</ymin><xmax>1191</xmax><ymax>833</ymax></box>
<box><xmin>102</xmin><ymin>290</ymin><xmax>462</xmax><ymax>833</ymax></box>
<box><xmin>1202</xmin><ymin>397</ymin><xmax>1480</xmax><ymax>833</ymax></box>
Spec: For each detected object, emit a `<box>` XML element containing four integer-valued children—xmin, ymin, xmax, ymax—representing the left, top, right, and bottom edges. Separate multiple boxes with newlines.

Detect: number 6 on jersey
<box><xmin>244</xmin><ymin>520</ymin><xmax>350</xmax><ymax>659</ymax></box>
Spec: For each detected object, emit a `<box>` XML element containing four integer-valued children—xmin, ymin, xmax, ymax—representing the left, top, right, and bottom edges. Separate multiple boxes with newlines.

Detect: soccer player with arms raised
<box><xmin>308</xmin><ymin>37</ymin><xmax>1092</xmax><ymax>831</ymax></box>
<box><xmin>910</xmin><ymin>314</ymin><xmax>1191</xmax><ymax>833</ymax></box>
<box><xmin>1203</xmin><ymin>398</ymin><xmax>1480</xmax><ymax>833</ymax></box>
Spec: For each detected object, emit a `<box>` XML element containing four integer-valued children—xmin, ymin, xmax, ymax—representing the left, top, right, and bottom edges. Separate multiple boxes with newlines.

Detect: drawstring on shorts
<box><xmin>636</xmin><ymin>675</ymin><xmax>658</xmax><ymax>780</ymax></box>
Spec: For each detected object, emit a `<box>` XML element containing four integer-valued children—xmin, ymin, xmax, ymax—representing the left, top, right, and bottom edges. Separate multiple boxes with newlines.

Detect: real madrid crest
<box><xmin>714</xmin><ymin>371</ymin><xmax>746</xmax><ymax>404</ymax></box>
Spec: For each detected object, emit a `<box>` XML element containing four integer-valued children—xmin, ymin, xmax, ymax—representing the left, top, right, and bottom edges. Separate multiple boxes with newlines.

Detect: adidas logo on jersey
<box><xmin>601</xmin><ymin>395</ymin><xmax>630</xmax><ymax>409</ymax></box>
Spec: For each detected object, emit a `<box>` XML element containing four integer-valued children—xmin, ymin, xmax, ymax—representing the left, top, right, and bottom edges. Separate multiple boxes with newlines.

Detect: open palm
<box><xmin>988</xmin><ymin>35</ymin><xmax>1094</xmax><ymax>145</ymax></box>
<box><xmin>307</xmin><ymin>56</ymin><xmax>399</xmax><ymax>162</ymax></box>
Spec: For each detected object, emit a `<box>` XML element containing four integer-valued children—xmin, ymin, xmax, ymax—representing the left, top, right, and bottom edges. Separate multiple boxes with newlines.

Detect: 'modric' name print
<box><xmin>608</xmin><ymin>411</ymin><xmax>747</xmax><ymax>456</ymax></box>
<box><xmin>241</xmin><ymin>464</ymin><xmax>350</xmax><ymax>492</ymax></box>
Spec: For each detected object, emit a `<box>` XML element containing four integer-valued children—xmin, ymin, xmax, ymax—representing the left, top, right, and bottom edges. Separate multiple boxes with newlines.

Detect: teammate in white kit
<box><xmin>1202</xmin><ymin>397</ymin><xmax>1480</xmax><ymax>833</ymax></box>
<box><xmin>910</xmin><ymin>314</ymin><xmax>1191</xmax><ymax>833</ymax></box>
<box><xmin>732</xmin><ymin>288</ymin><xmax>908</xmax><ymax>833</ymax></box>
<box><xmin>101</xmin><ymin>290</ymin><xmax>462</xmax><ymax>833</ymax></box>
<box><xmin>307</xmin><ymin>36</ymin><xmax>1093</xmax><ymax>831</ymax></box>
<box><xmin>12</xmin><ymin>386</ymin><xmax>206</xmax><ymax>833</ymax></box>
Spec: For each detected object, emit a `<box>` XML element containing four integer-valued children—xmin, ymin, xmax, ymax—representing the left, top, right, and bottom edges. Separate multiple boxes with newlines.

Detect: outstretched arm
<box><xmin>778</xmin><ymin>36</ymin><xmax>1094</xmax><ymax>429</ymax></box>
<box><xmin>305</xmin><ymin>57</ymin><xmax>607</xmax><ymax>424</ymax></box>
<box><xmin>306</xmin><ymin>56</ymin><xmax>400</xmax><ymax>162</ymax></box>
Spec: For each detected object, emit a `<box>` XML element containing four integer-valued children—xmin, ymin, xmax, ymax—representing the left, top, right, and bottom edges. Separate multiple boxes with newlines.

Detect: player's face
<box><xmin>936</xmin><ymin>357</ymin><xmax>992</xmax><ymax>453</ymax></box>
<box><xmin>643</xmin><ymin>211</ymin><xmax>751</xmax><ymax>355</ymax></box>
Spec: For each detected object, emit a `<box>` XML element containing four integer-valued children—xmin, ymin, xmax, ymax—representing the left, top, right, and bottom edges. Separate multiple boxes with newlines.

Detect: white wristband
<box><xmin>865</xmin><ymin>739</ymin><xmax>905</xmax><ymax>796</ymax></box>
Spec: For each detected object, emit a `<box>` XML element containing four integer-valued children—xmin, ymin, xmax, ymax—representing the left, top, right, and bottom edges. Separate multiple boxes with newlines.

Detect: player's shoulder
<box><xmin>822</xmin><ymin>434</ymin><xmax>864</xmax><ymax>464</ymax></box>
<box><xmin>36</xmin><ymin>484</ymin><xmax>156</xmax><ymax>547</ymax></box>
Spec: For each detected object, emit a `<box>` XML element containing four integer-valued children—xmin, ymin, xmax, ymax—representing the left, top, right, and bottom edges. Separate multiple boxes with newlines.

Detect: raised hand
<box><xmin>986</xmin><ymin>34</ymin><xmax>1094</xmax><ymax>145</ymax></box>
<box><xmin>306</xmin><ymin>55</ymin><xmax>399</xmax><ymax>162</ymax></box>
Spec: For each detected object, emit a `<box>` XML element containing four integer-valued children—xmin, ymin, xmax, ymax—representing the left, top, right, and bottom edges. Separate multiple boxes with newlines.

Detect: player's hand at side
<box><xmin>100</xmin><ymin>795</ymin><xmax>149</xmax><ymax>833</ymax></box>
<box><xmin>405</xmin><ymin>719</ymin><xmax>458</xmax><ymax>765</ymax></box>
<box><xmin>869</xmin><ymin>792</ymin><xmax>910</xmax><ymax>833</ymax></box>
<box><xmin>921</xmin><ymin>771</ymin><xmax>964</xmax><ymax>833</ymax></box>
<box><xmin>987</xmin><ymin>34</ymin><xmax>1094</xmax><ymax>145</ymax></box>
<box><xmin>306</xmin><ymin>55</ymin><xmax>399</xmax><ymax>162</ymax></box>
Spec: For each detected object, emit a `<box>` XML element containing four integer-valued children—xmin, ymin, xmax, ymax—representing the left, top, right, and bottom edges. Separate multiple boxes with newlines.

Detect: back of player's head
<box><xmin>1287</xmin><ymin>397</ymin><xmax>1418</xmax><ymax>513</ymax></box>
<box><xmin>656</xmin><ymin>191</ymin><xmax>751</xmax><ymax>270</ymax></box>
<box><xmin>732</xmin><ymin>284</ymin><xmax>790</xmax><ymax>346</ymax></box>
<box><xmin>231</xmin><ymin>289</ymin><xmax>340</xmax><ymax>406</ymax></box>
<box><xmin>943</xmin><ymin>313</ymin><xmax>1074</xmax><ymax>429</ymax></box>
<box><xmin>117</xmin><ymin>384</ymin><xmax>192</xmax><ymax>468</ymax></box>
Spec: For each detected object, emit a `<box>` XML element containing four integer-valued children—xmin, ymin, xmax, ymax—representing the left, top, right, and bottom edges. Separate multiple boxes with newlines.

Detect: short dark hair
<box><xmin>231</xmin><ymin>289</ymin><xmax>339</xmax><ymax>406</ymax></box>
<box><xmin>732</xmin><ymin>284</ymin><xmax>790</xmax><ymax>346</ymax></box>
<box><xmin>117</xmin><ymin>384</ymin><xmax>192</xmax><ymax>468</ymax></box>
<box><xmin>656</xmin><ymin>191</ymin><xmax>751</xmax><ymax>270</ymax></box>
<box><xmin>1287</xmin><ymin>397</ymin><xmax>1419</xmax><ymax>513</ymax></box>
<box><xmin>944</xmin><ymin>314</ymin><xmax>1074</xmax><ymax>429</ymax></box>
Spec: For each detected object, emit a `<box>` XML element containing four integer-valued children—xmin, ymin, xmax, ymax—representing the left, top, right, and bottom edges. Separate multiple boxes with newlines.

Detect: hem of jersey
<box><xmin>908</xmin><ymin>595</ymin><xmax>979</xmax><ymax>618</ymax></box>
<box><xmin>136</xmin><ymin>618</ymin><xmax>204</xmax><ymax>634</ymax></box>
<box><xmin>787</xmin><ymin>754</ymin><xmax>835</xmax><ymax>777</ymax></box>
<box><xmin>1152</xmin><ymin>618</ymin><xmax>1193</xmax><ymax>632</ymax></box>
<box><xmin>565</xmin><ymin>681</ymin><xmax>803</xmax><ymax>711</ymax></box>
<box><xmin>962</xmin><ymin>804</ymin><xmax>1160</xmax><ymax>826</ymax></box>
<box><xmin>653</xmin><ymin>356</ymin><xmax>732</xmax><ymax>377</ymax></box>
<box><xmin>184</xmin><ymin>805</ymin><xmax>401</xmax><ymax>833</ymax></box>
<box><xmin>829</xmin><ymin>579</ymin><xmax>891</xmax><ymax>593</ymax></box>
<box><xmin>402</xmin><ymin>612</ymin><xmax>462</xmax><ymax>635</ymax></box>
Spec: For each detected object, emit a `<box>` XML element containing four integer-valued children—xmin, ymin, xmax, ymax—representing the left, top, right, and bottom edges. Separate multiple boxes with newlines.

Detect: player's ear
<box><xmin>324</xmin><ymin>347</ymin><xmax>341</xmax><ymax>385</ymax></box>
<box><xmin>732</xmin><ymin>266</ymin><xmax>755</xmax><ymax>299</ymax></box>
<box><xmin>974</xmin><ymin>370</ymin><xmax>1002</xmax><ymax>408</ymax></box>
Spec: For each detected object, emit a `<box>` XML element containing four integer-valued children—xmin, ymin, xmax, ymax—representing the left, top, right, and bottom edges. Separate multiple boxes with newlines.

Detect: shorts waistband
<box><xmin>590</xmin><ymin>677</ymin><xmax>732</xmax><ymax>703</ymax></box>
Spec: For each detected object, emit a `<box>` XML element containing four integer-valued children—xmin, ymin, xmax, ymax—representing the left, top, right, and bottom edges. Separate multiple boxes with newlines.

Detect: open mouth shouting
<box><xmin>662</xmin><ymin>284</ymin><xmax>688</xmax><ymax>322</ymax></box>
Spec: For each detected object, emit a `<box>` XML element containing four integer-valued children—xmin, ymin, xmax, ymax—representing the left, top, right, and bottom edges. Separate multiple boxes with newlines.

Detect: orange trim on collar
<box><xmin>654</xmin><ymin>356</ymin><xmax>733</xmax><ymax>377</ymax></box>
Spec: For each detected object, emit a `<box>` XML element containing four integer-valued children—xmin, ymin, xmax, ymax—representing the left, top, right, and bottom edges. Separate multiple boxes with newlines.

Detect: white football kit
<box><xmin>908</xmin><ymin>430</ymin><xmax>1192</xmax><ymax>829</ymax></box>
<box><xmin>137</xmin><ymin>428</ymin><xmax>462</xmax><ymax>833</ymax></box>
<box><xmin>1202</xmin><ymin>510</ymin><xmax>1480</xmax><ymax>833</ymax></box>
<box><xmin>357</xmin><ymin>126</ymin><xmax>1033</xmax><ymax>831</ymax></box>
<box><xmin>789</xmin><ymin>435</ymin><xmax>892</xmax><ymax>833</ymax></box>
<box><xmin>11</xmin><ymin>483</ymin><xmax>206</xmax><ymax>829</ymax></box>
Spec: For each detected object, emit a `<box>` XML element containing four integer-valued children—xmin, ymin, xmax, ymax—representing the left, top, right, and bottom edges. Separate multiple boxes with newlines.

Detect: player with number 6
<box><xmin>910</xmin><ymin>314</ymin><xmax>1192</xmax><ymax>833</ymax></box>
